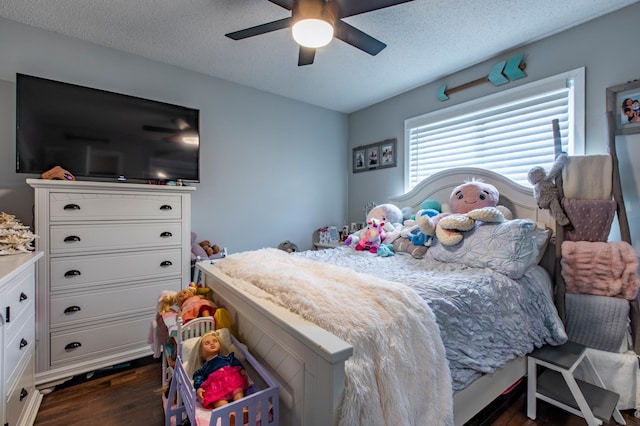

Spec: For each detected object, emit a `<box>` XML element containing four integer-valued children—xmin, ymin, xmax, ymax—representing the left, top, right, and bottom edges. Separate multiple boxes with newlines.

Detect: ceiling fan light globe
<box><xmin>181</xmin><ymin>136</ymin><xmax>199</xmax><ymax>145</ymax></box>
<box><xmin>292</xmin><ymin>19</ymin><xmax>333</xmax><ymax>48</ymax></box>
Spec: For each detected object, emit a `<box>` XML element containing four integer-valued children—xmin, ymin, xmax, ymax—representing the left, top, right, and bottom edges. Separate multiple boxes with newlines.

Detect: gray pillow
<box><xmin>426</xmin><ymin>219</ymin><xmax>538</xmax><ymax>279</ymax></box>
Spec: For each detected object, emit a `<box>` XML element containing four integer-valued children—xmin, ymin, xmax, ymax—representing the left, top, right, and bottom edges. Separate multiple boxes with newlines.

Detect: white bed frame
<box><xmin>198</xmin><ymin>168</ymin><xmax>556</xmax><ymax>426</ymax></box>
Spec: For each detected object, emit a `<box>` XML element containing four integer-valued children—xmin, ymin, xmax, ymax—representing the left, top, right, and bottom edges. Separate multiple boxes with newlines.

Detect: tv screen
<box><xmin>16</xmin><ymin>73</ymin><xmax>200</xmax><ymax>182</ymax></box>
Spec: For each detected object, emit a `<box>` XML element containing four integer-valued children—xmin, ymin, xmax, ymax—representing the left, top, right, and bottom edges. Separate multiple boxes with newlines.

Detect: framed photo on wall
<box><xmin>606</xmin><ymin>79</ymin><xmax>640</xmax><ymax>135</ymax></box>
<box><xmin>367</xmin><ymin>145</ymin><xmax>380</xmax><ymax>169</ymax></box>
<box><xmin>379</xmin><ymin>138</ymin><xmax>397</xmax><ymax>168</ymax></box>
<box><xmin>352</xmin><ymin>138</ymin><xmax>398</xmax><ymax>173</ymax></box>
<box><xmin>353</xmin><ymin>147</ymin><xmax>366</xmax><ymax>173</ymax></box>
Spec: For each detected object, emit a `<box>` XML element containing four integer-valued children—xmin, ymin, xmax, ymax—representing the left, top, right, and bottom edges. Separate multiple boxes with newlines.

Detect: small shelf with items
<box><xmin>313</xmin><ymin>242</ymin><xmax>341</xmax><ymax>250</ymax></box>
<box><xmin>527</xmin><ymin>341</ymin><xmax>625</xmax><ymax>425</ymax></box>
<box><xmin>313</xmin><ymin>225</ymin><xmax>347</xmax><ymax>250</ymax></box>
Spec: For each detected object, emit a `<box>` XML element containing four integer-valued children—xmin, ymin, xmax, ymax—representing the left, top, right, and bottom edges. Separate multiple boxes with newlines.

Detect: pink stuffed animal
<box><xmin>355</xmin><ymin>218</ymin><xmax>385</xmax><ymax>253</ymax></box>
<box><xmin>420</xmin><ymin>180</ymin><xmax>511</xmax><ymax>246</ymax></box>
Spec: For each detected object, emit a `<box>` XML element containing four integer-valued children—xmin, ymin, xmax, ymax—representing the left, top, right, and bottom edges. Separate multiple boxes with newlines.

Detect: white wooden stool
<box><xmin>527</xmin><ymin>341</ymin><xmax>626</xmax><ymax>425</ymax></box>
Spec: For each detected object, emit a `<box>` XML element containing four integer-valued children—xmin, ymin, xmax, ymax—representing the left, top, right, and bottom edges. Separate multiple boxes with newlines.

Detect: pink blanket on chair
<box><xmin>561</xmin><ymin>241</ymin><xmax>639</xmax><ymax>300</ymax></box>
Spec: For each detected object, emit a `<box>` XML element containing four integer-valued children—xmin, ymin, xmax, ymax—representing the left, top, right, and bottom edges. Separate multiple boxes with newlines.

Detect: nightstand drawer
<box><xmin>50</xmin><ymin>222</ymin><xmax>182</xmax><ymax>254</ymax></box>
<box><xmin>50</xmin><ymin>249</ymin><xmax>182</xmax><ymax>291</ymax></box>
<box><xmin>50</xmin><ymin>279</ymin><xmax>178</xmax><ymax>327</ymax></box>
<box><xmin>50</xmin><ymin>316</ymin><xmax>151</xmax><ymax>366</ymax></box>
<box><xmin>3</xmin><ymin>266</ymin><xmax>35</xmax><ymax>337</ymax></box>
<box><xmin>5</xmin><ymin>354</ymin><xmax>36</xmax><ymax>426</ymax></box>
<box><xmin>49</xmin><ymin>192</ymin><xmax>182</xmax><ymax>221</ymax></box>
<box><xmin>4</xmin><ymin>315</ymin><xmax>34</xmax><ymax>387</ymax></box>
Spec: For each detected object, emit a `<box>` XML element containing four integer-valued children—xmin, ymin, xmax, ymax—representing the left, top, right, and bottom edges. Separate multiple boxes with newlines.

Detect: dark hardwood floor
<box><xmin>34</xmin><ymin>357</ymin><xmax>640</xmax><ymax>425</ymax></box>
<box><xmin>34</xmin><ymin>357</ymin><xmax>165</xmax><ymax>426</ymax></box>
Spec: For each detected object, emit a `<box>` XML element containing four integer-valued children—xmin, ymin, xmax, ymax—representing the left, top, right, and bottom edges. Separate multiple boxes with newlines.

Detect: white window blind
<box><xmin>405</xmin><ymin>68</ymin><xmax>585</xmax><ymax>191</ymax></box>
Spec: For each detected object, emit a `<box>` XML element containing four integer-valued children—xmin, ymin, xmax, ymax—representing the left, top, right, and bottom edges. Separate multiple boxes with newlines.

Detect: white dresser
<box><xmin>27</xmin><ymin>179</ymin><xmax>194</xmax><ymax>388</ymax></box>
<box><xmin>0</xmin><ymin>252</ymin><xmax>43</xmax><ymax>426</ymax></box>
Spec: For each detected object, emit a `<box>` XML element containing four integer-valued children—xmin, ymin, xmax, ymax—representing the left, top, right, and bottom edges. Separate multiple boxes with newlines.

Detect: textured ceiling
<box><xmin>0</xmin><ymin>0</ymin><xmax>636</xmax><ymax>113</ymax></box>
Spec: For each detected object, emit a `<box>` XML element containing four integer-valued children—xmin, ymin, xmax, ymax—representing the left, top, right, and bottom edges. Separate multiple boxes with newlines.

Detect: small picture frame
<box><xmin>606</xmin><ymin>79</ymin><xmax>640</xmax><ymax>135</ymax></box>
<box><xmin>353</xmin><ymin>147</ymin><xmax>367</xmax><ymax>173</ymax></box>
<box><xmin>328</xmin><ymin>226</ymin><xmax>339</xmax><ymax>242</ymax></box>
<box><xmin>367</xmin><ymin>145</ymin><xmax>379</xmax><ymax>169</ymax></box>
<box><xmin>379</xmin><ymin>138</ymin><xmax>397</xmax><ymax>168</ymax></box>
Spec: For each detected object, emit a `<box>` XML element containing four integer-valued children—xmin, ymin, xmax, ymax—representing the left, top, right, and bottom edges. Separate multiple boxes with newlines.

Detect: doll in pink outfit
<box><xmin>176</xmin><ymin>287</ymin><xmax>217</xmax><ymax>324</ymax></box>
<box><xmin>192</xmin><ymin>331</ymin><xmax>249</xmax><ymax>409</ymax></box>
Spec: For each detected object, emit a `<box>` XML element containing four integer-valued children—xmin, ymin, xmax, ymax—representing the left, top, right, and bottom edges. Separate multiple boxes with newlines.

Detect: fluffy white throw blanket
<box><xmin>215</xmin><ymin>248</ymin><xmax>453</xmax><ymax>426</ymax></box>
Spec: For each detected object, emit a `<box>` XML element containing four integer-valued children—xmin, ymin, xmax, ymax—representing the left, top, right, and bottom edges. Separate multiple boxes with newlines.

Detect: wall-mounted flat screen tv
<box><xmin>16</xmin><ymin>73</ymin><xmax>200</xmax><ymax>182</ymax></box>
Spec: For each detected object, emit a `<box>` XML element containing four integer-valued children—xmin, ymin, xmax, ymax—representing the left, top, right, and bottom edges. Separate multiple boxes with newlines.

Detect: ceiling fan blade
<box><xmin>225</xmin><ymin>17</ymin><xmax>292</xmax><ymax>40</ymax></box>
<box><xmin>268</xmin><ymin>0</ymin><xmax>294</xmax><ymax>10</ymax></box>
<box><xmin>337</xmin><ymin>0</ymin><xmax>414</xmax><ymax>18</ymax></box>
<box><xmin>142</xmin><ymin>125</ymin><xmax>177</xmax><ymax>133</ymax></box>
<box><xmin>298</xmin><ymin>47</ymin><xmax>316</xmax><ymax>66</ymax></box>
<box><xmin>334</xmin><ymin>21</ymin><xmax>386</xmax><ymax>56</ymax></box>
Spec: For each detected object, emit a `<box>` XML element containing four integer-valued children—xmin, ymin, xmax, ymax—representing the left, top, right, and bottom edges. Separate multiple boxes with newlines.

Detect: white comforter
<box><xmin>214</xmin><ymin>248</ymin><xmax>454</xmax><ymax>426</ymax></box>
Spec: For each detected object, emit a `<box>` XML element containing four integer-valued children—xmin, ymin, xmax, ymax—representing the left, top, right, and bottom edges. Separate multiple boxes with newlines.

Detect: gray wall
<box><xmin>348</xmin><ymin>2</ymin><xmax>640</xmax><ymax>250</ymax></box>
<box><xmin>0</xmin><ymin>17</ymin><xmax>348</xmax><ymax>252</ymax></box>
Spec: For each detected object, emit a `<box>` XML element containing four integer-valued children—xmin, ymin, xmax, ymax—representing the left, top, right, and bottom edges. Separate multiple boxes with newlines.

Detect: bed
<box><xmin>164</xmin><ymin>316</ymin><xmax>279</xmax><ymax>426</ymax></box>
<box><xmin>197</xmin><ymin>167</ymin><xmax>566</xmax><ymax>426</ymax></box>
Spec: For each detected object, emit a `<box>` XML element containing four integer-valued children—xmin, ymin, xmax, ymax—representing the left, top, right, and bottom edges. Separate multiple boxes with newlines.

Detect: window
<box><xmin>404</xmin><ymin>68</ymin><xmax>585</xmax><ymax>191</ymax></box>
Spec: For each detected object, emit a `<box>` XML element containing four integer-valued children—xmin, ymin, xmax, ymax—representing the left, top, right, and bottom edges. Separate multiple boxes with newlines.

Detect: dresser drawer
<box><xmin>49</xmin><ymin>192</ymin><xmax>182</xmax><ymax>221</ymax></box>
<box><xmin>50</xmin><ymin>316</ymin><xmax>151</xmax><ymax>366</ymax></box>
<box><xmin>3</xmin><ymin>266</ymin><xmax>35</xmax><ymax>337</ymax></box>
<box><xmin>50</xmin><ymin>250</ymin><xmax>182</xmax><ymax>291</ymax></box>
<box><xmin>50</xmin><ymin>279</ymin><xmax>179</xmax><ymax>327</ymax></box>
<box><xmin>5</xmin><ymin>315</ymin><xmax>35</xmax><ymax>387</ymax></box>
<box><xmin>5</xmin><ymin>354</ymin><xmax>36</xmax><ymax>426</ymax></box>
<box><xmin>50</xmin><ymin>222</ymin><xmax>182</xmax><ymax>254</ymax></box>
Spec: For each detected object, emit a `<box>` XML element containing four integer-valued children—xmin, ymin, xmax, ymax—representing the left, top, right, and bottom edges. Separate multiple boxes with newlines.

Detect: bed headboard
<box><xmin>389</xmin><ymin>167</ymin><xmax>555</xmax><ymax>231</ymax></box>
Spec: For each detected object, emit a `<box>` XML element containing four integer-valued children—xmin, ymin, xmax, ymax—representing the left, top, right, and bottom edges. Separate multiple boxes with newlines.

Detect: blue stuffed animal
<box><xmin>409</xmin><ymin>208</ymin><xmax>440</xmax><ymax>246</ymax></box>
<box><xmin>377</xmin><ymin>244</ymin><xmax>395</xmax><ymax>257</ymax></box>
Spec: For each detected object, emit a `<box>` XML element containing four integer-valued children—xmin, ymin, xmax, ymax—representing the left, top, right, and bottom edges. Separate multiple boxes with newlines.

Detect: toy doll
<box><xmin>176</xmin><ymin>287</ymin><xmax>217</xmax><ymax>324</ymax></box>
<box><xmin>192</xmin><ymin>331</ymin><xmax>249</xmax><ymax>409</ymax></box>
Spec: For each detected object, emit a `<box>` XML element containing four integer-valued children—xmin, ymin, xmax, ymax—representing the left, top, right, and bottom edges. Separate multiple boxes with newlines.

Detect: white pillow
<box><xmin>533</xmin><ymin>224</ymin><xmax>551</xmax><ymax>265</ymax></box>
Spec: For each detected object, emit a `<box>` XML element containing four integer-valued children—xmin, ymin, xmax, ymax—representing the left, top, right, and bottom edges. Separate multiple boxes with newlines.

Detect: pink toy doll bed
<box><xmin>164</xmin><ymin>317</ymin><xmax>279</xmax><ymax>426</ymax></box>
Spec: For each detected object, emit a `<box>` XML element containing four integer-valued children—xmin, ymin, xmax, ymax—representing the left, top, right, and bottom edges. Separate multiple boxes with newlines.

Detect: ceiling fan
<box><xmin>225</xmin><ymin>0</ymin><xmax>414</xmax><ymax>66</ymax></box>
